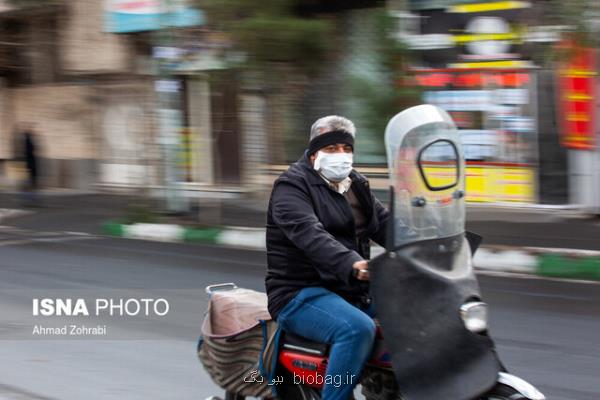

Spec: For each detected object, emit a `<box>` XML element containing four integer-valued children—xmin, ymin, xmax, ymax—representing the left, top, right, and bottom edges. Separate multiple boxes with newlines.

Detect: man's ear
<box><xmin>310</xmin><ymin>153</ymin><xmax>316</xmax><ymax>165</ymax></box>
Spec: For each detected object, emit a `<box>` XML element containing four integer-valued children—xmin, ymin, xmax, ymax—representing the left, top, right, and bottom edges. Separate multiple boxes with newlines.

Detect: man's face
<box><xmin>310</xmin><ymin>143</ymin><xmax>353</xmax><ymax>164</ymax></box>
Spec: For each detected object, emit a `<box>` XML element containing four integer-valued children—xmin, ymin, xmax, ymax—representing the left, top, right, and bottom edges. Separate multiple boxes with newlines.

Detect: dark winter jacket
<box><xmin>265</xmin><ymin>151</ymin><xmax>389</xmax><ymax>319</ymax></box>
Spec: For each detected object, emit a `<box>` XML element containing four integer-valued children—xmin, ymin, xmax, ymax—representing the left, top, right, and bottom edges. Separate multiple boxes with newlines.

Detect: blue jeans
<box><xmin>277</xmin><ymin>287</ymin><xmax>376</xmax><ymax>400</ymax></box>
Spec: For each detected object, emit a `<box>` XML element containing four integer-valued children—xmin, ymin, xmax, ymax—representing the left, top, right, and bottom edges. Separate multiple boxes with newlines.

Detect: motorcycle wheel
<box><xmin>275</xmin><ymin>385</ymin><xmax>321</xmax><ymax>400</ymax></box>
<box><xmin>363</xmin><ymin>393</ymin><xmax>404</xmax><ymax>400</ymax></box>
<box><xmin>483</xmin><ymin>383</ymin><xmax>528</xmax><ymax>400</ymax></box>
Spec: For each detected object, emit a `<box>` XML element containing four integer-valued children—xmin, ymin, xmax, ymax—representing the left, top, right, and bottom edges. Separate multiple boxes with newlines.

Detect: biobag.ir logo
<box><xmin>32</xmin><ymin>298</ymin><xmax>170</xmax><ymax>317</ymax></box>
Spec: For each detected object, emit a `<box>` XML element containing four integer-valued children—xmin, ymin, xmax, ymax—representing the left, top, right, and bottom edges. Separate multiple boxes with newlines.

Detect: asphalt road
<box><xmin>0</xmin><ymin>228</ymin><xmax>599</xmax><ymax>400</ymax></box>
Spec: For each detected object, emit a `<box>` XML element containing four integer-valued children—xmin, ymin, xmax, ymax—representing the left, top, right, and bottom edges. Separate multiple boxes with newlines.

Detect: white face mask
<box><xmin>314</xmin><ymin>151</ymin><xmax>353</xmax><ymax>182</ymax></box>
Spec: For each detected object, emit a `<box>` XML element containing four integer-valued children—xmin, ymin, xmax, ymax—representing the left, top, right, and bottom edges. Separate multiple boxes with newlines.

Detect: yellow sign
<box><xmin>449</xmin><ymin>60</ymin><xmax>534</xmax><ymax>69</ymax></box>
<box><xmin>465</xmin><ymin>165</ymin><xmax>535</xmax><ymax>203</ymax></box>
<box><xmin>449</xmin><ymin>1</ymin><xmax>531</xmax><ymax>13</ymax></box>
<box><xmin>422</xmin><ymin>164</ymin><xmax>535</xmax><ymax>203</ymax></box>
<box><xmin>452</xmin><ymin>32</ymin><xmax>520</xmax><ymax>44</ymax></box>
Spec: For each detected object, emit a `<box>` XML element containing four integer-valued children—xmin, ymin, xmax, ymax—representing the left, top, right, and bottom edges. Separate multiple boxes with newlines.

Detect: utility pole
<box><xmin>155</xmin><ymin>0</ymin><xmax>189</xmax><ymax>213</ymax></box>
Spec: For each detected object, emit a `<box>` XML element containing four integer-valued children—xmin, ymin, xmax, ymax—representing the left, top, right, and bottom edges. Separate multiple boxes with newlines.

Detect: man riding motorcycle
<box><xmin>265</xmin><ymin>115</ymin><xmax>388</xmax><ymax>399</ymax></box>
<box><xmin>201</xmin><ymin>106</ymin><xmax>545</xmax><ymax>400</ymax></box>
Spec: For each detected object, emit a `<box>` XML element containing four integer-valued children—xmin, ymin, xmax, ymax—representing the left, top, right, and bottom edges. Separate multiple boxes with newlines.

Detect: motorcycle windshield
<box><xmin>384</xmin><ymin>105</ymin><xmax>465</xmax><ymax>249</ymax></box>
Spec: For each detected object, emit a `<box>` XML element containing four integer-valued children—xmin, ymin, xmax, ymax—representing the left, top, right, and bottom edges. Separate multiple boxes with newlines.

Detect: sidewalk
<box><xmin>2</xmin><ymin>191</ymin><xmax>600</xmax><ymax>281</ymax></box>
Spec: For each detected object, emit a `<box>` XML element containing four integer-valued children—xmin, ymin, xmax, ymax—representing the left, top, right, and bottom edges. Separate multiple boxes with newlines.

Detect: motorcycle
<box><xmin>200</xmin><ymin>105</ymin><xmax>545</xmax><ymax>400</ymax></box>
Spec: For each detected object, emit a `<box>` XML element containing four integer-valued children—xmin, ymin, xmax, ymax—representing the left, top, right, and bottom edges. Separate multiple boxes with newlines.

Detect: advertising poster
<box><xmin>557</xmin><ymin>45</ymin><xmax>598</xmax><ymax>150</ymax></box>
<box><xmin>407</xmin><ymin>0</ymin><xmax>540</xmax><ymax>203</ymax></box>
<box><xmin>419</xmin><ymin>69</ymin><xmax>537</xmax><ymax>202</ymax></box>
<box><xmin>105</xmin><ymin>0</ymin><xmax>204</xmax><ymax>33</ymax></box>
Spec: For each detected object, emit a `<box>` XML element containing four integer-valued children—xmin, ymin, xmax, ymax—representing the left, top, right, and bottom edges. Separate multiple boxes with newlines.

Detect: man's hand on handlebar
<box><xmin>352</xmin><ymin>260</ymin><xmax>369</xmax><ymax>281</ymax></box>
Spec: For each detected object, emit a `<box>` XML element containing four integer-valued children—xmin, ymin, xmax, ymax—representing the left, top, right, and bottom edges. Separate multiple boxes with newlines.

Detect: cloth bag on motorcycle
<box><xmin>197</xmin><ymin>287</ymin><xmax>278</xmax><ymax>398</ymax></box>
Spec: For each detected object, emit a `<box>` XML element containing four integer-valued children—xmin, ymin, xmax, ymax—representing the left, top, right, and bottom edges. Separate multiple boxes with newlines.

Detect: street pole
<box><xmin>155</xmin><ymin>0</ymin><xmax>188</xmax><ymax>213</ymax></box>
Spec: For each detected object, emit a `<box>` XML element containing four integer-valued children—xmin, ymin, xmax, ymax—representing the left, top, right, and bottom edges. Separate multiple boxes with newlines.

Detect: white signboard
<box><xmin>424</xmin><ymin>90</ymin><xmax>494</xmax><ymax>111</ymax></box>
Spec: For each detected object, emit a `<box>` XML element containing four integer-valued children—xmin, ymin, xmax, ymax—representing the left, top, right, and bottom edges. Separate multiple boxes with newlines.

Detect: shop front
<box><xmin>417</xmin><ymin>68</ymin><xmax>537</xmax><ymax>203</ymax></box>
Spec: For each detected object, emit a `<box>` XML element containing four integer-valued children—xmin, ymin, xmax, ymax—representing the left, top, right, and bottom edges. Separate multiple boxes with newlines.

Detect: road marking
<box><xmin>0</xmin><ymin>240</ymin><xmax>32</xmax><ymax>247</ymax></box>
<box><xmin>0</xmin><ymin>383</ymin><xmax>58</xmax><ymax>400</ymax></box>
<box><xmin>0</xmin><ymin>226</ymin><xmax>100</xmax><ymax>247</ymax></box>
<box><xmin>477</xmin><ymin>269</ymin><xmax>600</xmax><ymax>285</ymax></box>
<box><xmin>0</xmin><ymin>209</ymin><xmax>31</xmax><ymax>223</ymax></box>
<box><xmin>30</xmin><ymin>231</ymin><xmax>65</xmax><ymax>237</ymax></box>
<box><xmin>62</xmin><ymin>231</ymin><xmax>92</xmax><ymax>236</ymax></box>
<box><xmin>31</xmin><ymin>236</ymin><xmax>97</xmax><ymax>243</ymax></box>
<box><xmin>0</xmin><ymin>226</ymin><xmax>29</xmax><ymax>234</ymax></box>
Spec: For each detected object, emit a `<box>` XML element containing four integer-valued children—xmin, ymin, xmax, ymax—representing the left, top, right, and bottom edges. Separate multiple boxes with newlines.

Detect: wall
<box><xmin>97</xmin><ymin>82</ymin><xmax>157</xmax><ymax>188</ymax></box>
<box><xmin>60</xmin><ymin>0</ymin><xmax>131</xmax><ymax>73</ymax></box>
<box><xmin>11</xmin><ymin>84</ymin><xmax>95</xmax><ymax>159</ymax></box>
<box><xmin>8</xmin><ymin>84</ymin><xmax>97</xmax><ymax>189</ymax></box>
<box><xmin>0</xmin><ymin>79</ymin><xmax>9</xmax><ymax>160</ymax></box>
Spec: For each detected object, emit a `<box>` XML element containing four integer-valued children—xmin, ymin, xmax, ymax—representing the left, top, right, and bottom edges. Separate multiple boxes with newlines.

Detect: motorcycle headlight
<box><xmin>460</xmin><ymin>302</ymin><xmax>488</xmax><ymax>333</ymax></box>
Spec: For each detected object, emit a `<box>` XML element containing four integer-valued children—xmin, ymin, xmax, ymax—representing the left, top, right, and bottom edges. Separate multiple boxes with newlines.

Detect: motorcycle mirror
<box><xmin>418</xmin><ymin>139</ymin><xmax>459</xmax><ymax>191</ymax></box>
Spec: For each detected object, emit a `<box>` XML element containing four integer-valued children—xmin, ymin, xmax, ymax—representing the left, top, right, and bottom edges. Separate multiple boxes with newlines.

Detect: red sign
<box><xmin>557</xmin><ymin>46</ymin><xmax>598</xmax><ymax>150</ymax></box>
<box><xmin>415</xmin><ymin>70</ymin><xmax>530</xmax><ymax>88</ymax></box>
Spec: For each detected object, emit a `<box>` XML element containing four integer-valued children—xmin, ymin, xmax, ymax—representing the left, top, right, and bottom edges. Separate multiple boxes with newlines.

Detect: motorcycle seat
<box><xmin>281</xmin><ymin>331</ymin><xmax>329</xmax><ymax>356</ymax></box>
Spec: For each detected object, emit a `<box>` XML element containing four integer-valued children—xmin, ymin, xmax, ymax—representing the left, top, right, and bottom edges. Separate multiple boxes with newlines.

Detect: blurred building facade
<box><xmin>0</xmin><ymin>0</ymin><xmax>248</xmax><ymax>197</ymax></box>
<box><xmin>258</xmin><ymin>0</ymin><xmax>600</xmax><ymax>209</ymax></box>
<box><xmin>396</xmin><ymin>0</ymin><xmax>600</xmax><ymax>209</ymax></box>
<box><xmin>0</xmin><ymin>0</ymin><xmax>138</xmax><ymax>190</ymax></box>
<box><xmin>0</xmin><ymin>0</ymin><xmax>389</xmax><ymax>201</ymax></box>
<box><xmin>0</xmin><ymin>0</ymin><xmax>598</xmax><ymax>212</ymax></box>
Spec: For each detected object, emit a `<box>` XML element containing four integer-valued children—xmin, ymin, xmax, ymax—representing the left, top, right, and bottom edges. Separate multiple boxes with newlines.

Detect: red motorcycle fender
<box><xmin>278</xmin><ymin>351</ymin><xmax>328</xmax><ymax>389</ymax></box>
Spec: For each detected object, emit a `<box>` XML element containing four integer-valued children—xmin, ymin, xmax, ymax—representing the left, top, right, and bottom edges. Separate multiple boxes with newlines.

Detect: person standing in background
<box><xmin>18</xmin><ymin>123</ymin><xmax>40</xmax><ymax>206</ymax></box>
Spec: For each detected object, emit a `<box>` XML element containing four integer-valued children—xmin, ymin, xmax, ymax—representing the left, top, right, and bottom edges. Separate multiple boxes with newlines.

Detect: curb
<box><xmin>102</xmin><ymin>221</ymin><xmax>265</xmax><ymax>248</ymax></box>
<box><xmin>102</xmin><ymin>222</ymin><xmax>600</xmax><ymax>281</ymax></box>
<box><xmin>538</xmin><ymin>253</ymin><xmax>600</xmax><ymax>281</ymax></box>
